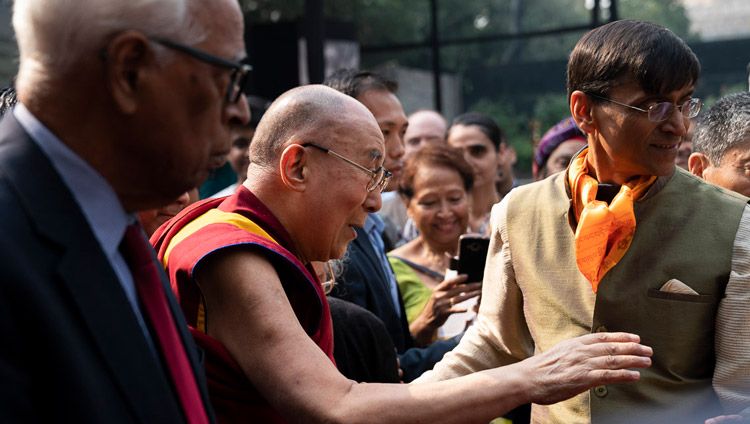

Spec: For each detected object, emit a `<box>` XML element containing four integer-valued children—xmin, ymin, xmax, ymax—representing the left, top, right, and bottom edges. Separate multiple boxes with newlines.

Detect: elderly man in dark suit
<box><xmin>0</xmin><ymin>0</ymin><xmax>250</xmax><ymax>422</ymax></box>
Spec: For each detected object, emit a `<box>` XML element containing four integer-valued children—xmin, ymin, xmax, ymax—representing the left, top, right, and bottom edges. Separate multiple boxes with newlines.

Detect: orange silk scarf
<box><xmin>568</xmin><ymin>147</ymin><xmax>656</xmax><ymax>293</ymax></box>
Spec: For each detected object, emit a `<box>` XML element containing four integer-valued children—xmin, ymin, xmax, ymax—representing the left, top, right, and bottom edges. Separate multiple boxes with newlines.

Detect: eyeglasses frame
<box><xmin>301</xmin><ymin>142</ymin><xmax>392</xmax><ymax>193</ymax></box>
<box><xmin>585</xmin><ymin>92</ymin><xmax>702</xmax><ymax>123</ymax></box>
<box><xmin>150</xmin><ymin>37</ymin><xmax>252</xmax><ymax>104</ymax></box>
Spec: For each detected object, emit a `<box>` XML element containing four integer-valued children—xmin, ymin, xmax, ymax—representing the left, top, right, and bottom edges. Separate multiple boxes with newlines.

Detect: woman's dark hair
<box><xmin>449</xmin><ymin>112</ymin><xmax>506</xmax><ymax>151</ymax></box>
<box><xmin>399</xmin><ymin>144</ymin><xmax>474</xmax><ymax>201</ymax></box>
<box><xmin>567</xmin><ymin>20</ymin><xmax>700</xmax><ymax>101</ymax></box>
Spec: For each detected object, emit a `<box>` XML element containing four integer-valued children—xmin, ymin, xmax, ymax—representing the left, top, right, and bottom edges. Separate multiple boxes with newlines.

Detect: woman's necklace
<box><xmin>419</xmin><ymin>238</ymin><xmax>451</xmax><ymax>275</ymax></box>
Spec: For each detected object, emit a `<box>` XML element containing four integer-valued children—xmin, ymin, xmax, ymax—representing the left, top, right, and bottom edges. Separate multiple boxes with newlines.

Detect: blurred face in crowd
<box><xmin>583</xmin><ymin>81</ymin><xmax>692</xmax><ymax>183</ymax></box>
<box><xmin>675</xmin><ymin>119</ymin><xmax>695</xmax><ymax>171</ymax></box>
<box><xmin>541</xmin><ymin>139</ymin><xmax>588</xmax><ymax>179</ymax></box>
<box><xmin>496</xmin><ymin>144</ymin><xmax>516</xmax><ymax>193</ymax></box>
<box><xmin>356</xmin><ymin>89</ymin><xmax>407</xmax><ymax>191</ymax></box>
<box><xmin>447</xmin><ymin>124</ymin><xmax>500</xmax><ymax>190</ymax></box>
<box><xmin>407</xmin><ymin>164</ymin><xmax>469</xmax><ymax>251</ymax></box>
<box><xmin>404</xmin><ymin>110</ymin><xmax>446</xmax><ymax>157</ymax></box>
<box><xmin>696</xmin><ymin>136</ymin><xmax>750</xmax><ymax>198</ymax></box>
<box><xmin>228</xmin><ymin>125</ymin><xmax>255</xmax><ymax>182</ymax></box>
<box><xmin>138</xmin><ymin>188</ymin><xmax>198</xmax><ymax>236</ymax></box>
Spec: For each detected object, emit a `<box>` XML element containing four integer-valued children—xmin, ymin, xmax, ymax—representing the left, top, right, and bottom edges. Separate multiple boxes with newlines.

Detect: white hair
<box><xmin>13</xmin><ymin>0</ymin><xmax>205</xmax><ymax>85</ymax></box>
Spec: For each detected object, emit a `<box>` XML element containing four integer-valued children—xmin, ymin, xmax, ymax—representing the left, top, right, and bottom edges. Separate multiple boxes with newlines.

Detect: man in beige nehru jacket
<box><xmin>417</xmin><ymin>20</ymin><xmax>750</xmax><ymax>424</ymax></box>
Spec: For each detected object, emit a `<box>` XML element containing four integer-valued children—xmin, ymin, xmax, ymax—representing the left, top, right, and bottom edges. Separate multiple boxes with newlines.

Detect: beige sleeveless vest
<box><xmin>506</xmin><ymin>168</ymin><xmax>747</xmax><ymax>423</ymax></box>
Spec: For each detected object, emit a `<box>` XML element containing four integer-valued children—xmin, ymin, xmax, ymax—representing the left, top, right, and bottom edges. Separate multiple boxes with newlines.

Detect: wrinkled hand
<box><xmin>410</xmin><ymin>274</ymin><xmax>481</xmax><ymax>346</ymax></box>
<box><xmin>520</xmin><ymin>332</ymin><xmax>652</xmax><ymax>405</ymax></box>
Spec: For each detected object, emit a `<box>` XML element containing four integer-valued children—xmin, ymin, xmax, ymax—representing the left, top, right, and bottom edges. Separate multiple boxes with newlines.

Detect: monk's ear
<box><xmin>570</xmin><ymin>90</ymin><xmax>595</xmax><ymax>134</ymax></box>
<box><xmin>688</xmin><ymin>152</ymin><xmax>711</xmax><ymax>179</ymax></box>
<box><xmin>104</xmin><ymin>31</ymin><xmax>154</xmax><ymax>115</ymax></box>
<box><xmin>279</xmin><ymin>144</ymin><xmax>309</xmax><ymax>192</ymax></box>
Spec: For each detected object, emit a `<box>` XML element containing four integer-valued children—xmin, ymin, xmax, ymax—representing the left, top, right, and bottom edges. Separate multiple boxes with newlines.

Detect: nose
<box><xmin>224</xmin><ymin>93</ymin><xmax>251</xmax><ymax>127</ymax></box>
<box><xmin>462</xmin><ymin>150</ymin><xmax>475</xmax><ymax>166</ymax></box>
<box><xmin>387</xmin><ymin>132</ymin><xmax>405</xmax><ymax>162</ymax></box>
<box><xmin>436</xmin><ymin>199</ymin><xmax>451</xmax><ymax>218</ymax></box>
<box><xmin>363</xmin><ymin>188</ymin><xmax>383</xmax><ymax>213</ymax></box>
<box><xmin>662</xmin><ymin>104</ymin><xmax>688</xmax><ymax>137</ymax></box>
<box><xmin>175</xmin><ymin>191</ymin><xmax>191</xmax><ymax>206</ymax></box>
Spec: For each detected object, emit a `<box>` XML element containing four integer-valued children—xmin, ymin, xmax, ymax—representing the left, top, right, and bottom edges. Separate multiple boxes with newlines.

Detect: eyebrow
<box><xmin>643</xmin><ymin>89</ymin><xmax>696</xmax><ymax>103</ymax></box>
<box><xmin>368</xmin><ymin>149</ymin><xmax>384</xmax><ymax>165</ymax></box>
<box><xmin>378</xmin><ymin>119</ymin><xmax>409</xmax><ymax>127</ymax></box>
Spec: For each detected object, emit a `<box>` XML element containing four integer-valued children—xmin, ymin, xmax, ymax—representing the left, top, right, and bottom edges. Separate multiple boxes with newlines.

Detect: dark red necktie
<box><xmin>121</xmin><ymin>223</ymin><xmax>209</xmax><ymax>424</ymax></box>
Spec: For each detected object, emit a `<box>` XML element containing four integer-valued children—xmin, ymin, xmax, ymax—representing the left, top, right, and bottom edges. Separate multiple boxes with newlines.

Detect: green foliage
<box><xmin>702</xmin><ymin>82</ymin><xmax>748</xmax><ymax>109</ymax></box>
<box><xmin>617</xmin><ymin>0</ymin><xmax>696</xmax><ymax>40</ymax></box>
<box><xmin>532</xmin><ymin>93</ymin><xmax>573</xmax><ymax>137</ymax></box>
<box><xmin>469</xmin><ymin>97</ymin><xmax>534</xmax><ymax>175</ymax></box>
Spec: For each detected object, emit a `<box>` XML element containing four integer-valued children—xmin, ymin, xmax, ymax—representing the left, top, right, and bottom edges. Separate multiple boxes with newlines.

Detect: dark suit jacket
<box><xmin>331</xmin><ymin>226</ymin><xmax>414</xmax><ymax>353</ymax></box>
<box><xmin>327</xmin><ymin>296</ymin><xmax>400</xmax><ymax>383</ymax></box>
<box><xmin>331</xmin><ymin>225</ymin><xmax>458</xmax><ymax>382</ymax></box>
<box><xmin>0</xmin><ymin>114</ymin><xmax>215</xmax><ymax>423</ymax></box>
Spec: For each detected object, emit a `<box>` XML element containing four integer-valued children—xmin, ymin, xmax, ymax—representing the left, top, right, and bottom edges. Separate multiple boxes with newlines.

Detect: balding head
<box><xmin>404</xmin><ymin>109</ymin><xmax>447</xmax><ymax>157</ymax></box>
<box><xmin>249</xmin><ymin>85</ymin><xmax>375</xmax><ymax>169</ymax></box>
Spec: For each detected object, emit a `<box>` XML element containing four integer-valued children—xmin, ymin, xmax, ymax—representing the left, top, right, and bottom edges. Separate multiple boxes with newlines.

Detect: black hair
<box><xmin>567</xmin><ymin>20</ymin><xmax>700</xmax><ymax>101</ymax></box>
<box><xmin>449</xmin><ymin>112</ymin><xmax>506</xmax><ymax>150</ymax></box>
<box><xmin>323</xmin><ymin>69</ymin><xmax>398</xmax><ymax>99</ymax></box>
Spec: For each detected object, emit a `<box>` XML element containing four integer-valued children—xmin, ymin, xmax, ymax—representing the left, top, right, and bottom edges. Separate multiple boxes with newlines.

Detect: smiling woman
<box><xmin>387</xmin><ymin>144</ymin><xmax>482</xmax><ymax>346</ymax></box>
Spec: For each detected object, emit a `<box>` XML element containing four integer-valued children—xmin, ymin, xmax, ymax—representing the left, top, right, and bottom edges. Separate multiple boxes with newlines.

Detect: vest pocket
<box><xmin>642</xmin><ymin>288</ymin><xmax>717</xmax><ymax>379</ymax></box>
<box><xmin>646</xmin><ymin>288</ymin><xmax>713</xmax><ymax>303</ymax></box>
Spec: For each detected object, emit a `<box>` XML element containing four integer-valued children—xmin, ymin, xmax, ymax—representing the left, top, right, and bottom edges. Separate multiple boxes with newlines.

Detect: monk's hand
<box><xmin>520</xmin><ymin>332</ymin><xmax>652</xmax><ymax>405</ymax></box>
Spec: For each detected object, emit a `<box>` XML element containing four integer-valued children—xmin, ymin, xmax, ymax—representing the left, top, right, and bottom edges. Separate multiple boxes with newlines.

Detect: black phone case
<box><xmin>457</xmin><ymin>236</ymin><xmax>490</xmax><ymax>283</ymax></box>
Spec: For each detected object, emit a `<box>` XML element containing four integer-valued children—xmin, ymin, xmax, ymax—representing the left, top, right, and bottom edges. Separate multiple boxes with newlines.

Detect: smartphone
<box><xmin>456</xmin><ymin>234</ymin><xmax>490</xmax><ymax>283</ymax></box>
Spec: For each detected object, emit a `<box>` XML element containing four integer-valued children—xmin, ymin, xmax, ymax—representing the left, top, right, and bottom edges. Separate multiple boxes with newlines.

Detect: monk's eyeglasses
<box><xmin>301</xmin><ymin>143</ymin><xmax>391</xmax><ymax>193</ymax></box>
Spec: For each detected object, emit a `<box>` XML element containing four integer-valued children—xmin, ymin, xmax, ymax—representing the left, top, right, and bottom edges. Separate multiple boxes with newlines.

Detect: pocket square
<box><xmin>660</xmin><ymin>279</ymin><xmax>699</xmax><ymax>295</ymax></box>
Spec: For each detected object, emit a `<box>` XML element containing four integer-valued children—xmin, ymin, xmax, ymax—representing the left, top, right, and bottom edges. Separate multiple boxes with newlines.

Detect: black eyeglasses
<box><xmin>586</xmin><ymin>93</ymin><xmax>702</xmax><ymax>123</ymax></box>
<box><xmin>301</xmin><ymin>143</ymin><xmax>392</xmax><ymax>193</ymax></box>
<box><xmin>150</xmin><ymin>38</ymin><xmax>252</xmax><ymax>104</ymax></box>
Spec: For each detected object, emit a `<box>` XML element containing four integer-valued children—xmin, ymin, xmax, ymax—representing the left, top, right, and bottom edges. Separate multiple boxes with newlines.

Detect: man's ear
<box><xmin>570</xmin><ymin>90</ymin><xmax>595</xmax><ymax>134</ymax></box>
<box><xmin>104</xmin><ymin>31</ymin><xmax>153</xmax><ymax>115</ymax></box>
<box><xmin>495</xmin><ymin>143</ymin><xmax>507</xmax><ymax>165</ymax></box>
<box><xmin>507</xmin><ymin>145</ymin><xmax>517</xmax><ymax>166</ymax></box>
<box><xmin>688</xmin><ymin>152</ymin><xmax>711</xmax><ymax>179</ymax></box>
<box><xmin>279</xmin><ymin>144</ymin><xmax>308</xmax><ymax>192</ymax></box>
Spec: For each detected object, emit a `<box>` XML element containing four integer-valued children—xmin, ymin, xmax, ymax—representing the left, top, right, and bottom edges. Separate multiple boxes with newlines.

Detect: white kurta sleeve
<box><xmin>714</xmin><ymin>203</ymin><xmax>750</xmax><ymax>417</ymax></box>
